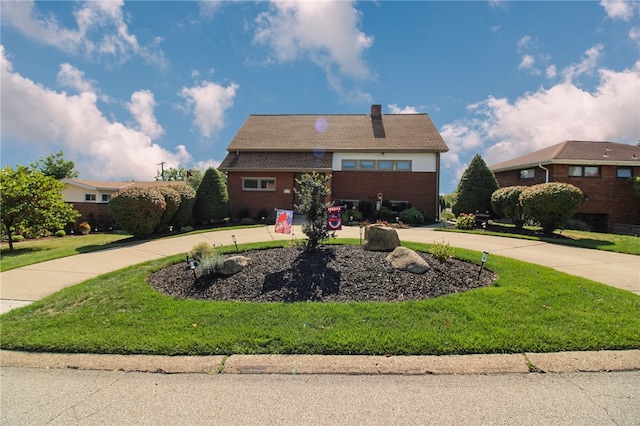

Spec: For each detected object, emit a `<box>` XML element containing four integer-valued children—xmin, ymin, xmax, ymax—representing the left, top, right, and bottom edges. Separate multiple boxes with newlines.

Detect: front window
<box><xmin>242</xmin><ymin>178</ymin><xmax>276</xmax><ymax>191</ymax></box>
<box><xmin>519</xmin><ymin>168</ymin><xmax>535</xmax><ymax>179</ymax></box>
<box><xmin>101</xmin><ymin>194</ymin><xmax>111</xmax><ymax>202</ymax></box>
<box><xmin>85</xmin><ymin>194</ymin><xmax>96</xmax><ymax>201</ymax></box>
<box><xmin>342</xmin><ymin>160</ymin><xmax>357</xmax><ymax>170</ymax></box>
<box><xmin>568</xmin><ymin>166</ymin><xmax>600</xmax><ymax>177</ymax></box>
<box><xmin>360</xmin><ymin>160</ymin><xmax>375</xmax><ymax>170</ymax></box>
<box><xmin>617</xmin><ymin>167</ymin><xmax>632</xmax><ymax>178</ymax></box>
<box><xmin>395</xmin><ymin>160</ymin><xmax>411</xmax><ymax>171</ymax></box>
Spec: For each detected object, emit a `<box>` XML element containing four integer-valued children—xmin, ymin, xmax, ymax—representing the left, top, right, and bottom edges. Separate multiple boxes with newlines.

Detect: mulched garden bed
<box><xmin>147</xmin><ymin>245</ymin><xmax>496</xmax><ymax>303</ymax></box>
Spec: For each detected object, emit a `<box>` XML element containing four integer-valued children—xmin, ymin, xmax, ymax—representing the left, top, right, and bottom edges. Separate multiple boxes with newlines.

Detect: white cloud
<box><xmin>57</xmin><ymin>63</ymin><xmax>95</xmax><ymax>93</ymax></box>
<box><xmin>518</xmin><ymin>54</ymin><xmax>541</xmax><ymax>76</ymax></box>
<box><xmin>0</xmin><ymin>46</ymin><xmax>189</xmax><ymax>180</ymax></box>
<box><xmin>546</xmin><ymin>65</ymin><xmax>557</xmax><ymax>79</ymax></box>
<box><xmin>561</xmin><ymin>44</ymin><xmax>604</xmax><ymax>82</ymax></box>
<box><xmin>127</xmin><ymin>90</ymin><xmax>165</xmax><ymax>140</ymax></box>
<box><xmin>388</xmin><ymin>104</ymin><xmax>420</xmax><ymax>114</ymax></box>
<box><xmin>600</xmin><ymin>0</ymin><xmax>636</xmax><ymax>21</ymax></box>
<box><xmin>516</xmin><ymin>35</ymin><xmax>532</xmax><ymax>51</ymax></box>
<box><xmin>1</xmin><ymin>0</ymin><xmax>167</xmax><ymax>68</ymax></box>
<box><xmin>440</xmin><ymin>60</ymin><xmax>640</xmax><ymax>183</ymax></box>
<box><xmin>254</xmin><ymin>0</ymin><xmax>373</xmax><ymax>81</ymax></box>
<box><xmin>179</xmin><ymin>81</ymin><xmax>239</xmax><ymax>138</ymax></box>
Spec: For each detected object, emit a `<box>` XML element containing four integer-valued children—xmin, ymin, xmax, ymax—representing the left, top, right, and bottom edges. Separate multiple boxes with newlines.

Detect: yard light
<box><xmin>359</xmin><ymin>225</ymin><xmax>363</xmax><ymax>245</ymax></box>
<box><xmin>477</xmin><ymin>251</ymin><xmax>489</xmax><ymax>282</ymax></box>
<box><xmin>186</xmin><ymin>254</ymin><xmax>197</xmax><ymax>280</ymax></box>
<box><xmin>231</xmin><ymin>234</ymin><xmax>238</xmax><ymax>252</ymax></box>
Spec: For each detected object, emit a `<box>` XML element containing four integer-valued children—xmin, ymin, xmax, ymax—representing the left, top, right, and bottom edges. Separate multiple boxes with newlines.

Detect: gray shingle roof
<box><xmin>225</xmin><ymin>113</ymin><xmax>449</xmax><ymax>153</ymax></box>
<box><xmin>490</xmin><ymin>141</ymin><xmax>640</xmax><ymax>172</ymax></box>
<box><xmin>219</xmin><ymin>152</ymin><xmax>332</xmax><ymax>171</ymax></box>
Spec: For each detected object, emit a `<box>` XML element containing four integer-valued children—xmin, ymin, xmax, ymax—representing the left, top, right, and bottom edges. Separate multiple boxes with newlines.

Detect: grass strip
<box><xmin>1</xmin><ymin>240</ymin><xmax>638</xmax><ymax>356</ymax></box>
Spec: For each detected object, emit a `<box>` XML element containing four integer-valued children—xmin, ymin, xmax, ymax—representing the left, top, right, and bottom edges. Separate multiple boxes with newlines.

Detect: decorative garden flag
<box><xmin>274</xmin><ymin>209</ymin><xmax>293</xmax><ymax>234</ymax></box>
<box><xmin>327</xmin><ymin>206</ymin><xmax>342</xmax><ymax>230</ymax></box>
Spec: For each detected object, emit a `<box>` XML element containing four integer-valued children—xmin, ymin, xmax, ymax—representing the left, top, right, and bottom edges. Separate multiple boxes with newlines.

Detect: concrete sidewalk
<box><xmin>1</xmin><ymin>223</ymin><xmax>638</xmax><ymax>314</ymax></box>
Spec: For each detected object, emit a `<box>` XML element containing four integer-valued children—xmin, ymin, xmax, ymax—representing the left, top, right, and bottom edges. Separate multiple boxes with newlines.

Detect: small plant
<box><xmin>79</xmin><ymin>222</ymin><xmax>91</xmax><ymax>233</ymax></box>
<box><xmin>440</xmin><ymin>210</ymin><xmax>455</xmax><ymax>221</ymax></box>
<box><xmin>190</xmin><ymin>242</ymin><xmax>216</xmax><ymax>261</ymax></box>
<box><xmin>342</xmin><ymin>210</ymin><xmax>363</xmax><ymax>224</ymax></box>
<box><xmin>399</xmin><ymin>207</ymin><xmax>425</xmax><ymax>225</ymax></box>
<box><xmin>11</xmin><ymin>234</ymin><xmax>24</xmax><ymax>242</ymax></box>
<box><xmin>455</xmin><ymin>213</ymin><xmax>476</xmax><ymax>230</ymax></box>
<box><xmin>197</xmin><ymin>252</ymin><xmax>225</xmax><ymax>277</ymax></box>
<box><xmin>54</xmin><ymin>230</ymin><xmax>66</xmax><ymax>237</ymax></box>
<box><xmin>429</xmin><ymin>239</ymin><xmax>453</xmax><ymax>261</ymax></box>
<box><xmin>180</xmin><ymin>226</ymin><xmax>194</xmax><ymax>233</ymax></box>
<box><xmin>565</xmin><ymin>219</ymin><xmax>590</xmax><ymax>231</ymax></box>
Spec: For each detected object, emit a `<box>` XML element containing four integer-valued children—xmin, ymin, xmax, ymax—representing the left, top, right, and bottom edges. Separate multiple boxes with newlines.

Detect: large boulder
<box><xmin>363</xmin><ymin>224</ymin><xmax>400</xmax><ymax>251</ymax></box>
<box><xmin>218</xmin><ymin>256</ymin><xmax>251</xmax><ymax>276</ymax></box>
<box><xmin>385</xmin><ymin>246</ymin><xmax>430</xmax><ymax>274</ymax></box>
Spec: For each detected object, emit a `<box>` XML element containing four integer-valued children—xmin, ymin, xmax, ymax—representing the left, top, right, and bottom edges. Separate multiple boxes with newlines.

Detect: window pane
<box><xmin>342</xmin><ymin>160</ymin><xmax>356</xmax><ymax>170</ymax></box>
<box><xmin>261</xmin><ymin>180</ymin><xmax>275</xmax><ymax>189</ymax></box>
<box><xmin>617</xmin><ymin>167</ymin><xmax>632</xmax><ymax>178</ymax></box>
<box><xmin>243</xmin><ymin>179</ymin><xmax>258</xmax><ymax>189</ymax></box>
<box><xmin>568</xmin><ymin>166</ymin><xmax>582</xmax><ymax>177</ymax></box>
<box><xmin>360</xmin><ymin>160</ymin><xmax>375</xmax><ymax>170</ymax></box>
<box><xmin>378</xmin><ymin>160</ymin><xmax>393</xmax><ymax>170</ymax></box>
<box><xmin>101</xmin><ymin>194</ymin><xmax>110</xmax><ymax>202</ymax></box>
<box><xmin>584</xmin><ymin>166</ymin><xmax>599</xmax><ymax>177</ymax></box>
<box><xmin>396</xmin><ymin>160</ymin><xmax>411</xmax><ymax>171</ymax></box>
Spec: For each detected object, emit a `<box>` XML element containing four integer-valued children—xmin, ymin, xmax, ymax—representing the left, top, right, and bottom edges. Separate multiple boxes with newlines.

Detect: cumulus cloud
<box><xmin>440</xmin><ymin>59</ymin><xmax>640</xmax><ymax>185</ymax></box>
<box><xmin>57</xmin><ymin>63</ymin><xmax>95</xmax><ymax>93</ymax></box>
<box><xmin>1</xmin><ymin>0</ymin><xmax>167</xmax><ymax>68</ymax></box>
<box><xmin>179</xmin><ymin>81</ymin><xmax>239</xmax><ymax>138</ymax></box>
<box><xmin>388</xmin><ymin>104</ymin><xmax>420</xmax><ymax>114</ymax></box>
<box><xmin>127</xmin><ymin>90</ymin><xmax>165</xmax><ymax>140</ymax></box>
<box><xmin>562</xmin><ymin>44</ymin><xmax>604</xmax><ymax>82</ymax></box>
<box><xmin>254</xmin><ymin>0</ymin><xmax>373</xmax><ymax>92</ymax></box>
<box><xmin>0</xmin><ymin>46</ymin><xmax>189</xmax><ymax>180</ymax></box>
<box><xmin>518</xmin><ymin>54</ymin><xmax>541</xmax><ymax>75</ymax></box>
<box><xmin>600</xmin><ymin>0</ymin><xmax>636</xmax><ymax>21</ymax></box>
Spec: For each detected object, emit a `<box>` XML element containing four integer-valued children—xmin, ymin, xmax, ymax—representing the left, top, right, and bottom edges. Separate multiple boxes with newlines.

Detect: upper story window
<box><xmin>101</xmin><ymin>194</ymin><xmax>111</xmax><ymax>202</ymax></box>
<box><xmin>519</xmin><ymin>168</ymin><xmax>535</xmax><ymax>179</ymax></box>
<box><xmin>568</xmin><ymin>166</ymin><xmax>600</xmax><ymax>177</ymax></box>
<box><xmin>242</xmin><ymin>178</ymin><xmax>276</xmax><ymax>191</ymax></box>
<box><xmin>85</xmin><ymin>194</ymin><xmax>96</xmax><ymax>201</ymax></box>
<box><xmin>341</xmin><ymin>159</ymin><xmax>412</xmax><ymax>171</ymax></box>
<box><xmin>616</xmin><ymin>167</ymin><xmax>633</xmax><ymax>178</ymax></box>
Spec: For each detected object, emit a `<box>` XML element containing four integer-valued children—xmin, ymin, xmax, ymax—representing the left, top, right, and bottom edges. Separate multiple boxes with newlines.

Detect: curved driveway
<box><xmin>1</xmin><ymin>224</ymin><xmax>638</xmax><ymax>313</ymax></box>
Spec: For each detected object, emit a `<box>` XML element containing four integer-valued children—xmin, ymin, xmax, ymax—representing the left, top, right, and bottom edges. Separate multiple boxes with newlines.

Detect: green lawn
<box><xmin>437</xmin><ymin>224</ymin><xmax>640</xmax><ymax>256</ymax></box>
<box><xmin>0</xmin><ymin>233</ymin><xmax>133</xmax><ymax>272</ymax></box>
<box><xmin>1</xmin><ymin>240</ymin><xmax>638</xmax><ymax>356</ymax></box>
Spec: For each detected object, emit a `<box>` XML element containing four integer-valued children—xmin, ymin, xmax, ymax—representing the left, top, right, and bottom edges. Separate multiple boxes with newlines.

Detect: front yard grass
<box><xmin>1</xmin><ymin>240</ymin><xmax>638</xmax><ymax>356</ymax></box>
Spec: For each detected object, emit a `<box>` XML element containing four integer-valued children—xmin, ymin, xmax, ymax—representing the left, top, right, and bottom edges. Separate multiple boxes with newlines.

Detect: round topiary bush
<box><xmin>155</xmin><ymin>186</ymin><xmax>182</xmax><ymax>232</ymax></box>
<box><xmin>491</xmin><ymin>186</ymin><xmax>527</xmax><ymax>228</ymax></box>
<box><xmin>519</xmin><ymin>182</ymin><xmax>583</xmax><ymax>234</ymax></box>
<box><xmin>54</xmin><ymin>230</ymin><xmax>66</xmax><ymax>237</ymax></box>
<box><xmin>109</xmin><ymin>186</ymin><xmax>166</xmax><ymax>237</ymax></box>
<box><xmin>170</xmin><ymin>184</ymin><xmax>196</xmax><ymax>229</ymax></box>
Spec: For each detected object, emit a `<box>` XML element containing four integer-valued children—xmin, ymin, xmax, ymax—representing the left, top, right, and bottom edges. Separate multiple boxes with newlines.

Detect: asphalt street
<box><xmin>2</xmin><ymin>367</ymin><xmax>639</xmax><ymax>425</ymax></box>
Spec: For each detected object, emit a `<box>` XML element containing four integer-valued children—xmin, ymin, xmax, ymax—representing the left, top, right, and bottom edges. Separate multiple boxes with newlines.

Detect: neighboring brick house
<box><xmin>61</xmin><ymin>179</ymin><xmax>184</xmax><ymax>230</ymax></box>
<box><xmin>490</xmin><ymin>140</ymin><xmax>640</xmax><ymax>233</ymax></box>
<box><xmin>219</xmin><ymin>105</ymin><xmax>449</xmax><ymax>221</ymax></box>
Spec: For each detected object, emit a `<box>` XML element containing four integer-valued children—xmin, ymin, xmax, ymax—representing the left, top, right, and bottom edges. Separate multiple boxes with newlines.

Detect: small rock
<box><xmin>385</xmin><ymin>246</ymin><xmax>430</xmax><ymax>274</ymax></box>
<box><xmin>363</xmin><ymin>224</ymin><xmax>400</xmax><ymax>251</ymax></box>
<box><xmin>219</xmin><ymin>256</ymin><xmax>251</xmax><ymax>276</ymax></box>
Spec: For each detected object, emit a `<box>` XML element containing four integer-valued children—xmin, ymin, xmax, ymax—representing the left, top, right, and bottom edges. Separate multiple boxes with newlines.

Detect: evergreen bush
<box><xmin>519</xmin><ymin>182</ymin><xmax>583</xmax><ymax>233</ymax></box>
<box><xmin>109</xmin><ymin>187</ymin><xmax>166</xmax><ymax>237</ymax></box>
<box><xmin>399</xmin><ymin>207</ymin><xmax>425</xmax><ymax>224</ymax></box>
<box><xmin>491</xmin><ymin>186</ymin><xmax>527</xmax><ymax>228</ymax></box>
<box><xmin>193</xmin><ymin>168</ymin><xmax>231</xmax><ymax>223</ymax></box>
<box><xmin>452</xmin><ymin>154</ymin><xmax>499</xmax><ymax>216</ymax></box>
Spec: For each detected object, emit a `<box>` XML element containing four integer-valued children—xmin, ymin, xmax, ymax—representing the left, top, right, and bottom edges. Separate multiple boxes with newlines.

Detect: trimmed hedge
<box><xmin>109</xmin><ymin>187</ymin><xmax>166</xmax><ymax>237</ymax></box>
<box><xmin>155</xmin><ymin>186</ymin><xmax>182</xmax><ymax>232</ymax></box>
<box><xmin>519</xmin><ymin>182</ymin><xmax>583</xmax><ymax>233</ymax></box>
<box><xmin>170</xmin><ymin>184</ymin><xmax>196</xmax><ymax>229</ymax></box>
<box><xmin>491</xmin><ymin>186</ymin><xmax>527</xmax><ymax>228</ymax></box>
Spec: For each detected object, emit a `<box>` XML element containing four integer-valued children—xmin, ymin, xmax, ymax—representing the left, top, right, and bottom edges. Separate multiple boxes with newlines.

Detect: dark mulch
<box><xmin>147</xmin><ymin>245</ymin><xmax>496</xmax><ymax>303</ymax></box>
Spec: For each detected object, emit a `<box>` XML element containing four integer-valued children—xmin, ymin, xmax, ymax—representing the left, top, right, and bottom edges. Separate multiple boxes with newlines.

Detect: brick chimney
<box><xmin>370</xmin><ymin>104</ymin><xmax>382</xmax><ymax>119</ymax></box>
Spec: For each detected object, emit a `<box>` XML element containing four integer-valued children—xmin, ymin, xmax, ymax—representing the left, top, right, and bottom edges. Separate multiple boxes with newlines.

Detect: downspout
<box><xmin>436</xmin><ymin>152</ymin><xmax>441</xmax><ymax>222</ymax></box>
<box><xmin>538</xmin><ymin>163</ymin><xmax>549</xmax><ymax>183</ymax></box>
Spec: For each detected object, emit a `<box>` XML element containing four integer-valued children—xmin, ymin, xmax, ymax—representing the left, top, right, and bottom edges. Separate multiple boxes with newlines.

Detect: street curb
<box><xmin>2</xmin><ymin>350</ymin><xmax>639</xmax><ymax>375</ymax></box>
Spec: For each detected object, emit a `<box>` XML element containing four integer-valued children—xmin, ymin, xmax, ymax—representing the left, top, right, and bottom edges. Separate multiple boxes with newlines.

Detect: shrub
<box><xmin>294</xmin><ymin>172</ymin><xmax>334</xmax><ymax>250</ymax></box>
<box><xmin>197</xmin><ymin>252</ymin><xmax>225</xmax><ymax>277</ymax></box>
<box><xmin>109</xmin><ymin>186</ymin><xmax>166</xmax><ymax>237</ymax></box>
<box><xmin>238</xmin><ymin>207</ymin><xmax>251</xmax><ymax>219</ymax></box>
<box><xmin>376</xmin><ymin>206</ymin><xmax>392</xmax><ymax>220</ymax></box>
<box><xmin>455</xmin><ymin>213</ymin><xmax>476</xmax><ymax>230</ymax></box>
<box><xmin>193</xmin><ymin>168</ymin><xmax>231</xmax><ymax>223</ymax></box>
<box><xmin>452</xmin><ymin>154</ymin><xmax>499</xmax><ymax>216</ymax></box>
<box><xmin>170</xmin><ymin>184</ymin><xmax>196</xmax><ymax>229</ymax></box>
<box><xmin>79</xmin><ymin>222</ymin><xmax>91</xmax><ymax>232</ymax></box>
<box><xmin>565</xmin><ymin>218</ymin><xmax>590</xmax><ymax>231</ymax></box>
<box><xmin>190</xmin><ymin>242</ymin><xmax>216</xmax><ymax>261</ymax></box>
<box><xmin>240</xmin><ymin>217</ymin><xmax>256</xmax><ymax>225</ymax></box>
<box><xmin>491</xmin><ymin>186</ymin><xmax>527</xmax><ymax>228</ymax></box>
<box><xmin>429</xmin><ymin>240</ymin><xmax>453</xmax><ymax>261</ymax></box>
<box><xmin>155</xmin><ymin>186</ymin><xmax>181</xmax><ymax>232</ymax></box>
<box><xmin>11</xmin><ymin>234</ymin><xmax>24</xmax><ymax>242</ymax></box>
<box><xmin>358</xmin><ymin>201</ymin><xmax>374</xmax><ymax>219</ymax></box>
<box><xmin>440</xmin><ymin>210</ymin><xmax>455</xmax><ymax>221</ymax></box>
<box><xmin>342</xmin><ymin>210</ymin><xmax>363</xmax><ymax>224</ymax></box>
<box><xmin>519</xmin><ymin>182</ymin><xmax>583</xmax><ymax>234</ymax></box>
<box><xmin>180</xmin><ymin>226</ymin><xmax>194</xmax><ymax>233</ymax></box>
<box><xmin>54</xmin><ymin>230</ymin><xmax>66</xmax><ymax>237</ymax></box>
<box><xmin>399</xmin><ymin>207</ymin><xmax>425</xmax><ymax>225</ymax></box>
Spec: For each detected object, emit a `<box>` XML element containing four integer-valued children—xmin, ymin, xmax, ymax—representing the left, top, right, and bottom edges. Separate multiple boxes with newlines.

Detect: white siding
<box><xmin>332</xmin><ymin>152</ymin><xmax>437</xmax><ymax>172</ymax></box>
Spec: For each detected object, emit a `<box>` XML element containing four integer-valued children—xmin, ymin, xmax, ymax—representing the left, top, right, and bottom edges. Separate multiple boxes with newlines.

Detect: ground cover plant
<box><xmin>1</xmin><ymin>240</ymin><xmax>638</xmax><ymax>356</ymax></box>
<box><xmin>437</xmin><ymin>223</ymin><xmax>640</xmax><ymax>256</ymax></box>
<box><xmin>0</xmin><ymin>233</ymin><xmax>133</xmax><ymax>272</ymax></box>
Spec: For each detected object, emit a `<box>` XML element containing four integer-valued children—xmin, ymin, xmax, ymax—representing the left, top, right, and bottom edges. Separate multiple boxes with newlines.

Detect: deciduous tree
<box><xmin>294</xmin><ymin>172</ymin><xmax>335</xmax><ymax>250</ymax></box>
<box><xmin>31</xmin><ymin>150</ymin><xmax>79</xmax><ymax>180</ymax></box>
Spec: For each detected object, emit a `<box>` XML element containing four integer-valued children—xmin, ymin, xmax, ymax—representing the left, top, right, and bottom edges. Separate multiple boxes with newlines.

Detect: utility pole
<box><xmin>157</xmin><ymin>161</ymin><xmax>166</xmax><ymax>181</ymax></box>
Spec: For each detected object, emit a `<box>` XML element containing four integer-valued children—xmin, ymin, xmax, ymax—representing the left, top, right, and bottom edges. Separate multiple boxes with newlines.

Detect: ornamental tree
<box><xmin>452</xmin><ymin>154</ymin><xmax>499</xmax><ymax>216</ymax></box>
<box><xmin>30</xmin><ymin>150</ymin><xmax>79</xmax><ymax>180</ymax></box>
<box><xmin>491</xmin><ymin>186</ymin><xmax>528</xmax><ymax>229</ymax></box>
<box><xmin>0</xmin><ymin>165</ymin><xmax>79</xmax><ymax>251</ymax></box>
<box><xmin>294</xmin><ymin>172</ymin><xmax>335</xmax><ymax>250</ymax></box>
<box><xmin>193</xmin><ymin>168</ymin><xmax>231</xmax><ymax>224</ymax></box>
<box><xmin>519</xmin><ymin>182</ymin><xmax>583</xmax><ymax>234</ymax></box>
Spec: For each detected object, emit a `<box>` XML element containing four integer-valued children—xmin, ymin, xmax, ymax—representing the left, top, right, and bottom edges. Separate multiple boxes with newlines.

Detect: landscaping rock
<box><xmin>219</xmin><ymin>256</ymin><xmax>251</xmax><ymax>276</ymax></box>
<box><xmin>385</xmin><ymin>246</ymin><xmax>430</xmax><ymax>274</ymax></box>
<box><xmin>363</xmin><ymin>224</ymin><xmax>400</xmax><ymax>251</ymax></box>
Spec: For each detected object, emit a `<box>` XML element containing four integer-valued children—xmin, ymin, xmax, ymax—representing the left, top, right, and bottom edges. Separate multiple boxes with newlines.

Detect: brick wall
<box><xmin>494</xmin><ymin>164</ymin><xmax>640</xmax><ymax>232</ymax></box>
<box><xmin>227</xmin><ymin>172</ymin><xmax>297</xmax><ymax>219</ymax></box>
<box><xmin>69</xmin><ymin>202</ymin><xmax>114</xmax><ymax>231</ymax></box>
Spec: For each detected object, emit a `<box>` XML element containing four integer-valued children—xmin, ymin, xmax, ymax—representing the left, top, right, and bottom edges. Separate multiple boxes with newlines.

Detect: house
<box><xmin>490</xmin><ymin>140</ymin><xmax>640</xmax><ymax>234</ymax></box>
<box><xmin>61</xmin><ymin>179</ymin><xmax>184</xmax><ymax>230</ymax></box>
<box><xmin>218</xmin><ymin>105</ymin><xmax>449</xmax><ymax>221</ymax></box>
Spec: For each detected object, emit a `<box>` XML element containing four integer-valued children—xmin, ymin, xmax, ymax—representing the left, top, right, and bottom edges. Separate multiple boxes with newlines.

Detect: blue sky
<box><xmin>1</xmin><ymin>0</ymin><xmax>639</xmax><ymax>194</ymax></box>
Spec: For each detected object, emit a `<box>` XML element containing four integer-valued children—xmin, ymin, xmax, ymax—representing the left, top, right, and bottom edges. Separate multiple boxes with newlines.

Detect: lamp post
<box><xmin>477</xmin><ymin>251</ymin><xmax>489</xmax><ymax>282</ymax></box>
<box><xmin>231</xmin><ymin>234</ymin><xmax>238</xmax><ymax>252</ymax></box>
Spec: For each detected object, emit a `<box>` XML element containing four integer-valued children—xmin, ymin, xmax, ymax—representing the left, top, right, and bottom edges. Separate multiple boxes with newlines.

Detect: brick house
<box><xmin>61</xmin><ymin>179</ymin><xmax>185</xmax><ymax>230</ymax></box>
<box><xmin>490</xmin><ymin>140</ymin><xmax>640</xmax><ymax>233</ymax></box>
<box><xmin>219</xmin><ymin>105</ymin><xmax>449</xmax><ymax>221</ymax></box>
